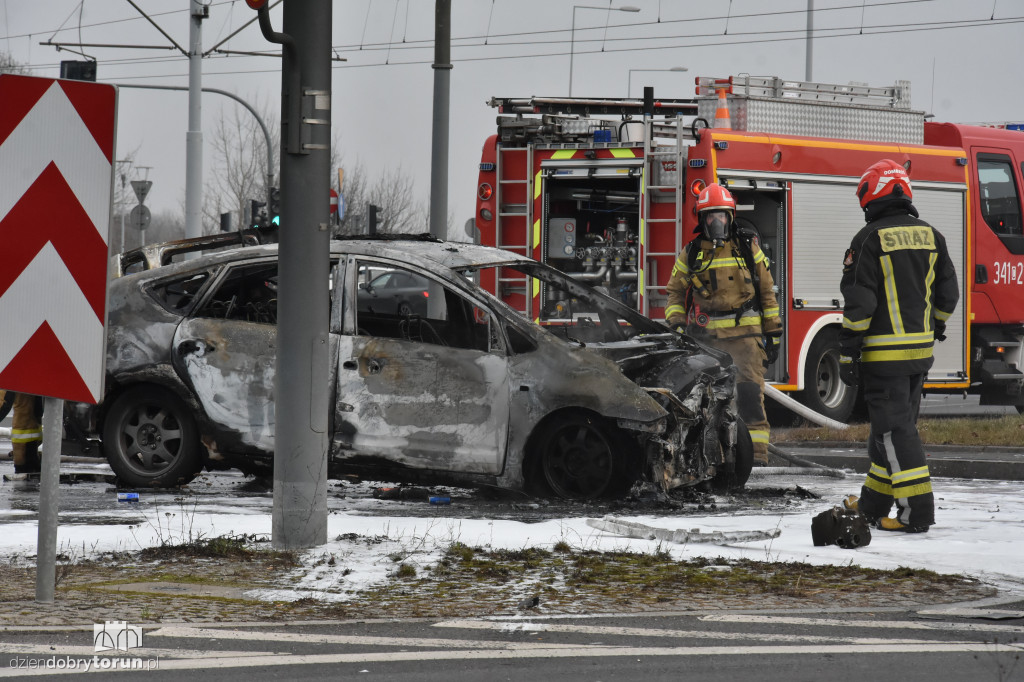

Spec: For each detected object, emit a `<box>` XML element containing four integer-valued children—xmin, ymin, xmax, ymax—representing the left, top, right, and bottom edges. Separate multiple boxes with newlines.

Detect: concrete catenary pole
<box><xmin>268</xmin><ymin>0</ymin><xmax>332</xmax><ymax>549</ymax></box>
<box><xmin>805</xmin><ymin>0</ymin><xmax>814</xmax><ymax>82</ymax></box>
<box><xmin>185</xmin><ymin>0</ymin><xmax>205</xmax><ymax>240</ymax></box>
<box><xmin>429</xmin><ymin>0</ymin><xmax>451</xmax><ymax>239</ymax></box>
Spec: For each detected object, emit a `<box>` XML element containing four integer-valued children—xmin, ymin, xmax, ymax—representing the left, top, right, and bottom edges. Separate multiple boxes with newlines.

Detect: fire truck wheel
<box><xmin>797</xmin><ymin>327</ymin><xmax>858</xmax><ymax>423</ymax></box>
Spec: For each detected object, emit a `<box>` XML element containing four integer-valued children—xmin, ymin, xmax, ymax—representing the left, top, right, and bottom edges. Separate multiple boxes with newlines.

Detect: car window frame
<box><xmin>145</xmin><ymin>267</ymin><xmax>220</xmax><ymax>317</ymax></box>
<box><xmin>342</xmin><ymin>255</ymin><xmax>508</xmax><ymax>355</ymax></box>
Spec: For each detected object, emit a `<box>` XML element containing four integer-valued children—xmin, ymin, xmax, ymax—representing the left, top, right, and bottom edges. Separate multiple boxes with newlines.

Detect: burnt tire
<box><xmin>796</xmin><ymin>327</ymin><xmax>858</xmax><ymax>423</ymax></box>
<box><xmin>102</xmin><ymin>385</ymin><xmax>203</xmax><ymax>488</ymax></box>
<box><xmin>539</xmin><ymin>414</ymin><xmax>626</xmax><ymax>500</ymax></box>
<box><xmin>712</xmin><ymin>420</ymin><xmax>754</xmax><ymax>491</ymax></box>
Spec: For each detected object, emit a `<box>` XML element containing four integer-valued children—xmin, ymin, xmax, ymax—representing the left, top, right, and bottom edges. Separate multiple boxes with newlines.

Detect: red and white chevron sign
<box><xmin>0</xmin><ymin>74</ymin><xmax>116</xmax><ymax>404</ymax></box>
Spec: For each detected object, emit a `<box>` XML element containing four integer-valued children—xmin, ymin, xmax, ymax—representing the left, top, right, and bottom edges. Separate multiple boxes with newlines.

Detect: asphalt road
<box><xmin>918</xmin><ymin>393</ymin><xmax>1019</xmax><ymax>418</ymax></box>
<box><xmin>3</xmin><ymin>604</ymin><xmax>1024</xmax><ymax>680</ymax></box>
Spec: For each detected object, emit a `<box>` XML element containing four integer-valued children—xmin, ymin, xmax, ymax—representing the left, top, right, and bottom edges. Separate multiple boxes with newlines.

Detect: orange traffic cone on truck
<box><xmin>714</xmin><ymin>88</ymin><xmax>732</xmax><ymax>129</ymax></box>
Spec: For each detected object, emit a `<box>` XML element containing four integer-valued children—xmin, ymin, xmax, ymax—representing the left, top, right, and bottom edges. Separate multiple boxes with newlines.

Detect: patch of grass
<box><xmin>356</xmin><ymin>543</ymin><xmax>987</xmax><ymax>616</ymax></box>
<box><xmin>779</xmin><ymin>415</ymin><xmax>1024</xmax><ymax>447</ymax></box>
<box><xmin>137</xmin><ymin>533</ymin><xmax>298</xmax><ymax>566</ymax></box>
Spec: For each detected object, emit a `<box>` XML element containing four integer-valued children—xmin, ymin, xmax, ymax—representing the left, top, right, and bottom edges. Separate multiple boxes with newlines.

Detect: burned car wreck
<box><xmin>67</xmin><ymin>235</ymin><xmax>751</xmax><ymax>499</ymax></box>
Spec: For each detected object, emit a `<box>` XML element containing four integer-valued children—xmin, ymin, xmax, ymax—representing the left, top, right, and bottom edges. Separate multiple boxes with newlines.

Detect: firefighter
<box><xmin>665</xmin><ymin>183</ymin><xmax>782</xmax><ymax>465</ymax></box>
<box><xmin>839</xmin><ymin>159</ymin><xmax>959</xmax><ymax>533</ymax></box>
<box><xmin>0</xmin><ymin>390</ymin><xmax>42</xmax><ymax>476</ymax></box>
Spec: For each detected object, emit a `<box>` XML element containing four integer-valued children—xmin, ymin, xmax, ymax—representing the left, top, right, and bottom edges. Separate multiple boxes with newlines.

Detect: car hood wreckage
<box><xmin>67</xmin><ymin>234</ymin><xmax>752</xmax><ymax>499</ymax></box>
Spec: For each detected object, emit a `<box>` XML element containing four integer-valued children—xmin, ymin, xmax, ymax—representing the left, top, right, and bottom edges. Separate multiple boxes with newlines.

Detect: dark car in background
<box><xmin>67</xmin><ymin>235</ymin><xmax>751</xmax><ymax>499</ymax></box>
<box><xmin>356</xmin><ymin>269</ymin><xmax>431</xmax><ymax>318</ymax></box>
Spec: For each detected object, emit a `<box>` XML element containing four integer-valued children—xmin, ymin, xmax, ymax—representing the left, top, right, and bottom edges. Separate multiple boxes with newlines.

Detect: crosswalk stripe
<box><xmin>147</xmin><ymin>626</ymin><xmax>583</xmax><ymax>650</ymax></box>
<box><xmin>433</xmin><ymin>619</ymin><xmax>929</xmax><ymax>645</ymax></box>
<box><xmin>701</xmin><ymin>614</ymin><xmax>1024</xmax><ymax>634</ymax></box>
<box><xmin>0</xmin><ymin>642</ymin><xmax>1010</xmax><ymax>677</ymax></box>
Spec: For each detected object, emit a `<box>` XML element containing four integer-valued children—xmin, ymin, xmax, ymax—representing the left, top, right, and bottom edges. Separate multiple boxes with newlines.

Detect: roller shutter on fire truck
<box><xmin>788</xmin><ymin>181</ymin><xmax>968</xmax><ymax>385</ymax></box>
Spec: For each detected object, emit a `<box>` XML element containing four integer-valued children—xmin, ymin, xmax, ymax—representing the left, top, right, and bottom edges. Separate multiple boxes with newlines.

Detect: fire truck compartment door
<box><xmin>791</xmin><ymin>181</ymin><xmax>967</xmax><ymax>383</ymax></box>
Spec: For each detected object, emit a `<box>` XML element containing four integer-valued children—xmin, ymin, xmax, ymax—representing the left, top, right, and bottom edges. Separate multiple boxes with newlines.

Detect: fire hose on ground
<box><xmin>757</xmin><ymin>384</ymin><xmax>850</xmax><ymax>479</ymax></box>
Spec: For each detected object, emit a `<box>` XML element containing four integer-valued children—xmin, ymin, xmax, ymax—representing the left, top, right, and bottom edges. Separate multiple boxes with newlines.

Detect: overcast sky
<box><xmin>3</xmin><ymin>0</ymin><xmax>1022</xmax><ymax>241</ymax></box>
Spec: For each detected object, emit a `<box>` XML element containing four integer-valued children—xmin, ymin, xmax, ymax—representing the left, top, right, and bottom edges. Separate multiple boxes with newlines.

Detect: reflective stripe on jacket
<box><xmin>665</xmin><ymin>236</ymin><xmax>781</xmax><ymax>339</ymax></box>
<box><xmin>839</xmin><ymin>213</ymin><xmax>959</xmax><ymax>375</ymax></box>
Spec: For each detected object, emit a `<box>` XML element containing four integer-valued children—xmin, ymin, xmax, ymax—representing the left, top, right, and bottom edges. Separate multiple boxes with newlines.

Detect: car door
<box><xmin>171</xmin><ymin>259</ymin><xmax>282</xmax><ymax>454</ymax></box>
<box><xmin>332</xmin><ymin>258</ymin><xmax>510</xmax><ymax>475</ymax></box>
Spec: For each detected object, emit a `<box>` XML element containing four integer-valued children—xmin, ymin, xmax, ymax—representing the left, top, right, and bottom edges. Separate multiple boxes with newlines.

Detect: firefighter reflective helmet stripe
<box><xmin>696</xmin><ymin>183</ymin><xmax>736</xmax><ymax>214</ymax></box>
<box><xmin>856</xmin><ymin>159</ymin><xmax>913</xmax><ymax>208</ymax></box>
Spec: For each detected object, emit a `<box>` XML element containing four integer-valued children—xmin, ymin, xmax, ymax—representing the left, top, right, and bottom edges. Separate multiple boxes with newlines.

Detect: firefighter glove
<box><xmin>763</xmin><ymin>330</ymin><xmax>782</xmax><ymax>364</ymax></box>
<box><xmin>934</xmin><ymin>320</ymin><xmax>947</xmax><ymax>342</ymax></box>
<box><xmin>838</xmin><ymin>353</ymin><xmax>860</xmax><ymax>386</ymax></box>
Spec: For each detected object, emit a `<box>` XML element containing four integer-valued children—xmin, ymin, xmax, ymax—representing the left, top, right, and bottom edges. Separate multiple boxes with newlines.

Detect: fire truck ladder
<box><xmin>695</xmin><ymin>75</ymin><xmax>912</xmax><ymax>108</ymax></box>
<box><xmin>640</xmin><ymin>117</ymin><xmax>687</xmax><ymax>317</ymax></box>
<box><xmin>494</xmin><ymin>143</ymin><xmax>533</xmax><ymax>317</ymax></box>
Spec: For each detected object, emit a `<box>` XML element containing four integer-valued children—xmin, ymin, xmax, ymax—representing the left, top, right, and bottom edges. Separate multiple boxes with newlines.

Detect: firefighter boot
<box><xmin>12</xmin><ymin>441</ymin><xmax>41</xmax><ymax>475</ymax></box>
<box><xmin>842</xmin><ymin>495</ymin><xmax>883</xmax><ymax>525</ymax></box>
<box><xmin>876</xmin><ymin>517</ymin><xmax>929</xmax><ymax>534</ymax></box>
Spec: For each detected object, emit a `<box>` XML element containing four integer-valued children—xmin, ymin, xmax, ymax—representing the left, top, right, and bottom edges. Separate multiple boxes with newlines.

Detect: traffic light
<box><xmin>368</xmin><ymin>203</ymin><xmax>379</xmax><ymax>236</ymax></box>
<box><xmin>268</xmin><ymin>187</ymin><xmax>280</xmax><ymax>218</ymax></box>
<box><xmin>60</xmin><ymin>60</ymin><xmax>97</xmax><ymax>82</ymax></box>
<box><xmin>250</xmin><ymin>199</ymin><xmax>267</xmax><ymax>228</ymax></box>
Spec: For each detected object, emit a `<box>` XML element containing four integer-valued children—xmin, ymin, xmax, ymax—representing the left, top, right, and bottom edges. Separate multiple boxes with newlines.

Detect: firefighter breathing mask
<box><xmin>702</xmin><ymin>210</ymin><xmax>732</xmax><ymax>243</ymax></box>
<box><xmin>696</xmin><ymin>183</ymin><xmax>737</xmax><ymax>245</ymax></box>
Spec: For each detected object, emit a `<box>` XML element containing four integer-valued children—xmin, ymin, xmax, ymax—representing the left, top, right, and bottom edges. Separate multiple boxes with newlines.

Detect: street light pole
<box><xmin>627</xmin><ymin>66</ymin><xmax>688</xmax><ymax>97</ymax></box>
<box><xmin>112</xmin><ymin>83</ymin><xmax>276</xmax><ymax>219</ymax></box>
<box><xmin>185</xmin><ymin>0</ymin><xmax>206</xmax><ymax>240</ymax></box>
<box><xmin>570</xmin><ymin>5</ymin><xmax>640</xmax><ymax>96</ymax></box>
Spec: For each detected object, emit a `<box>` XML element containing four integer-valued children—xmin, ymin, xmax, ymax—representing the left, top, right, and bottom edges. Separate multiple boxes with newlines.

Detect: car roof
<box><xmin>117</xmin><ymin>237</ymin><xmax>531</xmax><ymax>284</ymax></box>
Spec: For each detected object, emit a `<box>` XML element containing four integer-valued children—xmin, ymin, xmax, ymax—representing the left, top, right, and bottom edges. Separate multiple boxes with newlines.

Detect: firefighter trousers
<box><xmin>710</xmin><ymin>335</ymin><xmax>770</xmax><ymax>464</ymax></box>
<box><xmin>858</xmin><ymin>372</ymin><xmax>934</xmax><ymax>528</ymax></box>
<box><xmin>0</xmin><ymin>391</ymin><xmax>42</xmax><ymax>473</ymax></box>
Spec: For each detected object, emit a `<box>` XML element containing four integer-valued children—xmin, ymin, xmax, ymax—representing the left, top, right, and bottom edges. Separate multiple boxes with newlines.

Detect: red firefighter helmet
<box><xmin>856</xmin><ymin>159</ymin><xmax>913</xmax><ymax>208</ymax></box>
<box><xmin>696</xmin><ymin>183</ymin><xmax>736</xmax><ymax>216</ymax></box>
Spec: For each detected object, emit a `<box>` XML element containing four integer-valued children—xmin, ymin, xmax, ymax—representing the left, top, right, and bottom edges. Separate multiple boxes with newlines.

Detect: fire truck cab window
<box><xmin>977</xmin><ymin>155</ymin><xmax>1022</xmax><ymax>239</ymax></box>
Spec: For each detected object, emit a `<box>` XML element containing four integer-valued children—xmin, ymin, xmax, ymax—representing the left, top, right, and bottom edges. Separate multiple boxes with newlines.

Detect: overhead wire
<box><xmin>67</xmin><ymin>14</ymin><xmax>1024</xmax><ymax>80</ymax></box>
<box><xmin>11</xmin><ymin>1</ymin><xmax>1018</xmax><ymax>80</ymax></box>
<box><xmin>3</xmin><ymin>0</ymin><xmax>235</xmax><ymax>43</ymax></box>
<box><xmin>325</xmin><ymin>0</ymin><xmax>945</xmax><ymax>51</ymax></box>
<box><xmin>320</xmin><ymin>13</ymin><xmax>1020</xmax><ymax>54</ymax></box>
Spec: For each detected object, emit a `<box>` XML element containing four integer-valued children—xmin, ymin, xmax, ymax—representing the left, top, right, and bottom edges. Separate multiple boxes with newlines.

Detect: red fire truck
<box><xmin>474</xmin><ymin>75</ymin><xmax>1024</xmax><ymax>421</ymax></box>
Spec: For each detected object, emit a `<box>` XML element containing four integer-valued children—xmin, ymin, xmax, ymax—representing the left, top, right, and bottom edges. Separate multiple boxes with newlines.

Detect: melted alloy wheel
<box><xmin>540</xmin><ymin>415</ymin><xmax>618</xmax><ymax>500</ymax></box>
<box><xmin>102</xmin><ymin>385</ymin><xmax>202</xmax><ymax>487</ymax></box>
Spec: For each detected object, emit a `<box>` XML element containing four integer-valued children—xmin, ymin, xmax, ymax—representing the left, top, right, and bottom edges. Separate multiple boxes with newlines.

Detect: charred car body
<box><xmin>68</xmin><ymin>235</ymin><xmax>752</xmax><ymax>499</ymax></box>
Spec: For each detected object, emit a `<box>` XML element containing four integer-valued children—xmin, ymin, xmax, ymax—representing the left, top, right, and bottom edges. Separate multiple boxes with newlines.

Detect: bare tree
<box><xmin>334</xmin><ymin>161</ymin><xmax>427</xmax><ymax>236</ymax></box>
<box><xmin>0</xmin><ymin>52</ymin><xmax>31</xmax><ymax>75</ymax></box>
<box><xmin>203</xmin><ymin>96</ymin><xmax>279</xmax><ymax>235</ymax></box>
